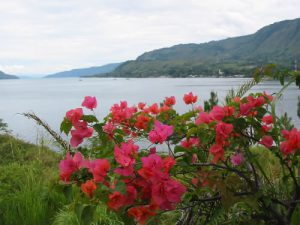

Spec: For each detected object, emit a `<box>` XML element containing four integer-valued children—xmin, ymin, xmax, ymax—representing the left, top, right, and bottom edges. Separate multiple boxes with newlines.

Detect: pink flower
<box><xmin>138</xmin><ymin>102</ymin><xmax>146</xmax><ymax>110</ymax></box>
<box><xmin>260</xmin><ymin>135</ymin><xmax>274</xmax><ymax>149</ymax></box>
<box><xmin>128</xmin><ymin>205</ymin><xmax>156</xmax><ymax>225</ymax></box>
<box><xmin>81</xmin><ymin>180</ymin><xmax>97</xmax><ymax>198</ymax></box>
<box><xmin>107</xmin><ymin>191</ymin><xmax>125</xmax><ymax>210</ymax></box>
<box><xmin>210</xmin><ymin>106</ymin><xmax>225</xmax><ymax>121</ymax></box>
<box><xmin>148</xmin><ymin>103</ymin><xmax>159</xmax><ymax>115</ymax></box>
<box><xmin>262</xmin><ymin>115</ymin><xmax>273</xmax><ymax>124</ymax></box>
<box><xmin>137</xmin><ymin>154</ymin><xmax>186</xmax><ymax>210</ymax></box>
<box><xmin>263</xmin><ymin>92</ymin><xmax>273</xmax><ymax>102</ymax></box>
<box><xmin>111</xmin><ymin>101</ymin><xmax>137</xmax><ymax>123</ymax></box>
<box><xmin>114</xmin><ymin>140</ymin><xmax>139</xmax><ymax>176</ymax></box>
<box><xmin>107</xmin><ymin>185</ymin><xmax>137</xmax><ymax>210</ymax></box>
<box><xmin>103</xmin><ymin>122</ymin><xmax>115</xmax><ymax>136</ymax></box>
<box><xmin>215</xmin><ymin>122</ymin><xmax>233</xmax><ymax>139</ymax></box>
<box><xmin>180</xmin><ymin>138</ymin><xmax>200</xmax><ymax>149</ymax></box>
<box><xmin>82</xmin><ymin>96</ymin><xmax>97</xmax><ymax>110</ymax></box>
<box><xmin>88</xmin><ymin>159</ymin><xmax>110</xmax><ymax>182</ymax></box>
<box><xmin>223</xmin><ymin>106</ymin><xmax>235</xmax><ymax>117</ymax></box>
<box><xmin>239</xmin><ymin>103</ymin><xmax>253</xmax><ymax>116</ymax></box>
<box><xmin>195</xmin><ymin>112</ymin><xmax>211</xmax><ymax>125</ymax></box>
<box><xmin>66</xmin><ymin>108</ymin><xmax>83</xmax><ymax>124</ymax></box>
<box><xmin>192</xmin><ymin>154</ymin><xmax>198</xmax><ymax>164</ymax></box>
<box><xmin>149</xmin><ymin>147</ymin><xmax>156</xmax><ymax>154</ymax></box>
<box><xmin>280</xmin><ymin>128</ymin><xmax>300</xmax><ymax>155</ymax></box>
<box><xmin>209</xmin><ymin>144</ymin><xmax>224</xmax><ymax>163</ymax></box>
<box><xmin>152</xmin><ymin>178</ymin><xmax>186</xmax><ymax>210</ymax></box>
<box><xmin>231</xmin><ymin>153</ymin><xmax>244</xmax><ymax>166</ymax></box>
<box><xmin>163</xmin><ymin>156</ymin><xmax>176</xmax><ymax>173</ymax></box>
<box><xmin>183</xmin><ymin>92</ymin><xmax>198</xmax><ymax>104</ymax></box>
<box><xmin>164</xmin><ymin>96</ymin><xmax>176</xmax><ymax>107</ymax></box>
<box><xmin>141</xmin><ymin>154</ymin><xmax>163</xmax><ymax>171</ymax></box>
<box><xmin>148</xmin><ymin>121</ymin><xmax>173</xmax><ymax>144</ymax></box>
<box><xmin>59</xmin><ymin>152</ymin><xmax>85</xmax><ymax>182</ymax></box>
<box><xmin>253</xmin><ymin>96</ymin><xmax>265</xmax><ymax>107</ymax></box>
<box><xmin>70</xmin><ymin>124</ymin><xmax>94</xmax><ymax>147</ymax></box>
<box><xmin>138</xmin><ymin>154</ymin><xmax>165</xmax><ymax>182</ymax></box>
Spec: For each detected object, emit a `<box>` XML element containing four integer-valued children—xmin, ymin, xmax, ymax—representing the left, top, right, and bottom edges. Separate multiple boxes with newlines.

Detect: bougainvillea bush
<box><xmin>58</xmin><ymin>70</ymin><xmax>300</xmax><ymax>225</ymax></box>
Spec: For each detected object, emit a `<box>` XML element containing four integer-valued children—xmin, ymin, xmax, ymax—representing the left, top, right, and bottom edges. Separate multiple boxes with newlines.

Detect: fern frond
<box><xmin>225</xmin><ymin>77</ymin><xmax>262</xmax><ymax>103</ymax></box>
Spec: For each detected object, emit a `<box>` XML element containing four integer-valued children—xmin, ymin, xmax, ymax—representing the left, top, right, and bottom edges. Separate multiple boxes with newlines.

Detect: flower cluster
<box><xmin>58</xmin><ymin>90</ymin><xmax>300</xmax><ymax>224</ymax></box>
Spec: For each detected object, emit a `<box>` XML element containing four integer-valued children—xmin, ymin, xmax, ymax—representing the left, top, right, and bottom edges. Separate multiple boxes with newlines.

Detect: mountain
<box><xmin>0</xmin><ymin>71</ymin><xmax>19</xmax><ymax>79</ymax></box>
<box><xmin>45</xmin><ymin>63</ymin><xmax>122</xmax><ymax>78</ymax></box>
<box><xmin>109</xmin><ymin>18</ymin><xmax>300</xmax><ymax>77</ymax></box>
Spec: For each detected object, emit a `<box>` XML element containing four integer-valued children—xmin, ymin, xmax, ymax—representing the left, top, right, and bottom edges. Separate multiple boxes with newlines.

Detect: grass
<box><xmin>0</xmin><ymin>133</ymin><xmax>125</xmax><ymax>225</ymax></box>
<box><xmin>0</xmin><ymin>133</ymin><xmax>67</xmax><ymax>225</ymax></box>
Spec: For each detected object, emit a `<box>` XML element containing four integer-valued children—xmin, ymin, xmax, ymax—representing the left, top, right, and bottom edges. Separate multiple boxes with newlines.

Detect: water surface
<box><xmin>0</xmin><ymin>78</ymin><xmax>299</xmax><ymax>144</ymax></box>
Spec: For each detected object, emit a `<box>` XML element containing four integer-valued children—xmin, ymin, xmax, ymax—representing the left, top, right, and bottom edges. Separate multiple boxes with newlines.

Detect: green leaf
<box><xmin>81</xmin><ymin>205</ymin><xmax>95</xmax><ymax>225</ymax></box>
<box><xmin>115</xmin><ymin>180</ymin><xmax>127</xmax><ymax>195</ymax></box>
<box><xmin>187</xmin><ymin>127</ymin><xmax>198</xmax><ymax>138</ymax></box>
<box><xmin>93</xmin><ymin>123</ymin><xmax>103</xmax><ymax>134</ymax></box>
<box><xmin>279</xmin><ymin>74</ymin><xmax>285</xmax><ymax>85</ymax></box>
<box><xmin>291</xmin><ymin>204</ymin><xmax>300</xmax><ymax>225</ymax></box>
<box><xmin>82</xmin><ymin>115</ymin><xmax>98</xmax><ymax>123</ymax></box>
<box><xmin>174</xmin><ymin>146</ymin><xmax>186</xmax><ymax>153</ymax></box>
<box><xmin>60</xmin><ymin>118</ymin><xmax>72</xmax><ymax>134</ymax></box>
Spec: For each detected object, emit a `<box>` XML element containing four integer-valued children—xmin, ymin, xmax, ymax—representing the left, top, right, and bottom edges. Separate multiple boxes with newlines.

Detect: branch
<box><xmin>23</xmin><ymin>112</ymin><xmax>71</xmax><ymax>152</ymax></box>
<box><xmin>192</xmin><ymin>162</ymin><xmax>254</xmax><ymax>187</ymax></box>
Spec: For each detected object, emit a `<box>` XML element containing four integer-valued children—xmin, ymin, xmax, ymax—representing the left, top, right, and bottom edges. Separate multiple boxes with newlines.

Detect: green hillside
<box><xmin>45</xmin><ymin>63</ymin><xmax>122</xmax><ymax>78</ymax></box>
<box><xmin>109</xmin><ymin>18</ymin><xmax>300</xmax><ymax>77</ymax></box>
<box><xmin>0</xmin><ymin>71</ymin><xmax>19</xmax><ymax>79</ymax></box>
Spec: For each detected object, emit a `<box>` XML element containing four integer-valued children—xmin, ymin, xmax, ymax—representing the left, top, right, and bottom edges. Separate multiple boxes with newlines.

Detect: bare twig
<box><xmin>23</xmin><ymin>112</ymin><xmax>71</xmax><ymax>152</ymax></box>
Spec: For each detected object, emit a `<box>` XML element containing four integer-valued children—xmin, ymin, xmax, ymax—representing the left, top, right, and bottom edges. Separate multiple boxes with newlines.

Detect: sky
<box><xmin>0</xmin><ymin>0</ymin><xmax>299</xmax><ymax>76</ymax></box>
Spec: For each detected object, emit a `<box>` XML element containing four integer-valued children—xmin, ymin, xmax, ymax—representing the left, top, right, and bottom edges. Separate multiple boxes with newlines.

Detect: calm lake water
<box><xmin>0</xmin><ymin>78</ymin><xmax>299</xmax><ymax>145</ymax></box>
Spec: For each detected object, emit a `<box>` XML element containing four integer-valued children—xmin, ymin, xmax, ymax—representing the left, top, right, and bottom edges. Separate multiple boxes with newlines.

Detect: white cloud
<box><xmin>0</xmin><ymin>64</ymin><xmax>25</xmax><ymax>74</ymax></box>
<box><xmin>0</xmin><ymin>0</ymin><xmax>299</xmax><ymax>75</ymax></box>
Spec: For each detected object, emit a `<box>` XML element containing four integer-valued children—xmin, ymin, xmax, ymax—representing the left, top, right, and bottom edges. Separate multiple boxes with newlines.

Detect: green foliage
<box><xmin>0</xmin><ymin>134</ymin><xmax>59</xmax><ymax>166</ymax></box>
<box><xmin>0</xmin><ymin>133</ymin><xmax>65</xmax><ymax>225</ymax></box>
<box><xmin>0</xmin><ymin>134</ymin><xmax>123</xmax><ymax>225</ymax></box>
<box><xmin>204</xmin><ymin>91</ymin><xmax>219</xmax><ymax>111</ymax></box>
<box><xmin>0</xmin><ymin>119</ymin><xmax>8</xmax><ymax>133</ymax></box>
<box><xmin>61</xmin><ymin>118</ymin><xmax>72</xmax><ymax>135</ymax></box>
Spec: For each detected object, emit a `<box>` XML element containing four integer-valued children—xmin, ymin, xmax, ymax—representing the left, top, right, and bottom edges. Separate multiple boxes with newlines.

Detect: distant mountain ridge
<box><xmin>108</xmin><ymin>18</ymin><xmax>300</xmax><ymax>77</ymax></box>
<box><xmin>45</xmin><ymin>63</ymin><xmax>122</xmax><ymax>78</ymax></box>
<box><xmin>0</xmin><ymin>71</ymin><xmax>19</xmax><ymax>79</ymax></box>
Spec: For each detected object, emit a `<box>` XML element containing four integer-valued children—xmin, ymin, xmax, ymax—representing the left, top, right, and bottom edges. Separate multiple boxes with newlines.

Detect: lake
<box><xmin>0</xmin><ymin>77</ymin><xmax>299</xmax><ymax>145</ymax></box>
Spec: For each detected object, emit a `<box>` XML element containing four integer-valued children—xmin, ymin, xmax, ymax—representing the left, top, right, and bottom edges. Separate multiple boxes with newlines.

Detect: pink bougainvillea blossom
<box><xmin>114</xmin><ymin>140</ymin><xmax>139</xmax><ymax>176</ymax></box>
<box><xmin>66</xmin><ymin>108</ymin><xmax>83</xmax><ymax>124</ymax></box>
<box><xmin>70</xmin><ymin>124</ymin><xmax>93</xmax><ymax>147</ymax></box>
<box><xmin>82</xmin><ymin>96</ymin><xmax>97</xmax><ymax>110</ymax></box>
<box><xmin>280</xmin><ymin>128</ymin><xmax>300</xmax><ymax>155</ymax></box>
<box><xmin>164</xmin><ymin>96</ymin><xmax>176</xmax><ymax>107</ymax></box>
<box><xmin>181</xmin><ymin>138</ymin><xmax>200</xmax><ymax>149</ymax></box>
<box><xmin>195</xmin><ymin>112</ymin><xmax>212</xmax><ymax>125</ymax></box>
<box><xmin>262</xmin><ymin>115</ymin><xmax>273</xmax><ymax>124</ymax></box>
<box><xmin>209</xmin><ymin>144</ymin><xmax>224</xmax><ymax>163</ymax></box>
<box><xmin>88</xmin><ymin>159</ymin><xmax>110</xmax><ymax>182</ymax></box>
<box><xmin>103</xmin><ymin>122</ymin><xmax>115</xmax><ymax>136</ymax></box>
<box><xmin>210</xmin><ymin>106</ymin><xmax>225</xmax><ymax>121</ymax></box>
<box><xmin>148</xmin><ymin>121</ymin><xmax>173</xmax><ymax>144</ymax></box>
<box><xmin>110</xmin><ymin>101</ymin><xmax>137</xmax><ymax>123</ymax></box>
<box><xmin>183</xmin><ymin>92</ymin><xmax>198</xmax><ymax>104</ymax></box>
<box><xmin>260</xmin><ymin>135</ymin><xmax>274</xmax><ymax>149</ymax></box>
<box><xmin>81</xmin><ymin>180</ymin><xmax>97</xmax><ymax>198</ymax></box>
<box><xmin>59</xmin><ymin>152</ymin><xmax>86</xmax><ymax>182</ymax></box>
<box><xmin>231</xmin><ymin>153</ymin><xmax>244</xmax><ymax>166</ymax></box>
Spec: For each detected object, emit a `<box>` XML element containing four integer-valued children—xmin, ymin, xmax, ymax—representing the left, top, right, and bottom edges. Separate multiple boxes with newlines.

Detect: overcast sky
<box><xmin>0</xmin><ymin>0</ymin><xmax>299</xmax><ymax>76</ymax></box>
